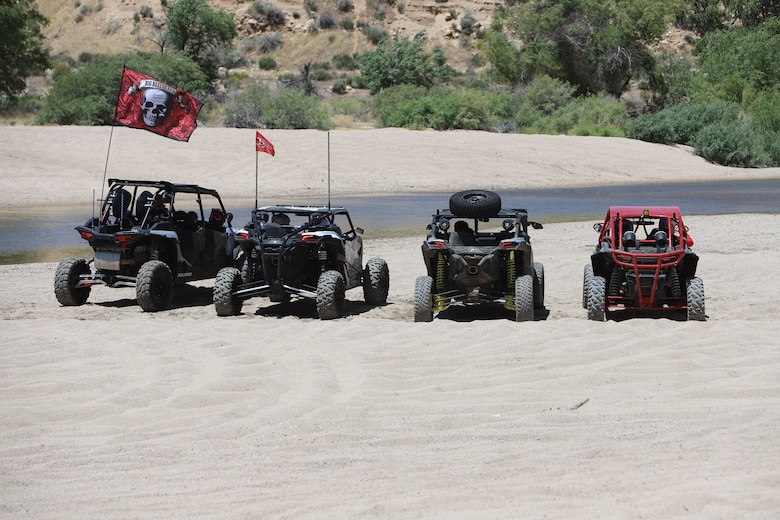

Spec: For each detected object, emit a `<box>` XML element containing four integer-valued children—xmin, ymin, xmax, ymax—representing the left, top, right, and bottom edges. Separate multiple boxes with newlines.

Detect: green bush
<box><xmin>223</xmin><ymin>80</ymin><xmax>333</xmax><ymax>129</ymax></box>
<box><xmin>371</xmin><ymin>84</ymin><xmax>509</xmax><ymax>131</ymax></box>
<box><xmin>331</xmin><ymin>80</ymin><xmax>348</xmax><ymax>94</ymax></box>
<box><xmin>258</xmin><ymin>56</ymin><xmax>277</xmax><ymax>70</ymax></box>
<box><xmin>691</xmin><ymin>121</ymin><xmax>772</xmax><ymax>167</ymax></box>
<box><xmin>332</xmin><ymin>53</ymin><xmax>358</xmax><ymax>70</ymax></box>
<box><xmin>626</xmin><ymin>102</ymin><xmax>738</xmax><ymax>145</ymax></box>
<box><xmin>249</xmin><ymin>1</ymin><xmax>286</xmax><ymax>26</ymax></box>
<box><xmin>37</xmin><ymin>52</ymin><xmax>208</xmax><ymax>126</ymax></box>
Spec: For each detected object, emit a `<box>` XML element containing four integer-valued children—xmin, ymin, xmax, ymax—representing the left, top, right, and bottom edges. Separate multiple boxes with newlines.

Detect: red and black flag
<box><xmin>114</xmin><ymin>66</ymin><xmax>203</xmax><ymax>142</ymax></box>
<box><xmin>255</xmin><ymin>131</ymin><xmax>275</xmax><ymax>156</ymax></box>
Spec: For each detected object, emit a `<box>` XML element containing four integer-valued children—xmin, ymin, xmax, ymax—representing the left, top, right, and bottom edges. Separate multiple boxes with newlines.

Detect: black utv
<box><xmin>54</xmin><ymin>179</ymin><xmax>237</xmax><ymax>312</ymax></box>
<box><xmin>213</xmin><ymin>205</ymin><xmax>389</xmax><ymax>319</ymax></box>
<box><xmin>414</xmin><ymin>190</ymin><xmax>545</xmax><ymax>322</ymax></box>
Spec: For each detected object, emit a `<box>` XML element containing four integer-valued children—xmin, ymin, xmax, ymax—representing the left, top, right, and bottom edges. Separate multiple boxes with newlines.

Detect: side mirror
<box><xmin>356</xmin><ymin>227</ymin><xmax>364</xmax><ymax>235</ymax></box>
<box><xmin>530</xmin><ymin>221</ymin><xmax>544</xmax><ymax>230</ymax></box>
<box><xmin>593</xmin><ymin>223</ymin><xmax>603</xmax><ymax>232</ymax></box>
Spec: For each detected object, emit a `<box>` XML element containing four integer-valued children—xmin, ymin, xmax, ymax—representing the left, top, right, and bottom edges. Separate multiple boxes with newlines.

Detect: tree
<box><xmin>485</xmin><ymin>0</ymin><xmax>683</xmax><ymax>97</ymax></box>
<box><xmin>357</xmin><ymin>32</ymin><xmax>454</xmax><ymax>95</ymax></box>
<box><xmin>0</xmin><ymin>0</ymin><xmax>50</xmax><ymax>99</ymax></box>
<box><xmin>163</xmin><ymin>0</ymin><xmax>236</xmax><ymax>79</ymax></box>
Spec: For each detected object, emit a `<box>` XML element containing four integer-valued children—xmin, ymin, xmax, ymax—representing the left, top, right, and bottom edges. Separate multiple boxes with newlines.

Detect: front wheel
<box><xmin>687</xmin><ymin>277</ymin><xmax>706</xmax><ymax>321</ymax></box>
<box><xmin>363</xmin><ymin>257</ymin><xmax>390</xmax><ymax>305</ymax></box>
<box><xmin>413</xmin><ymin>276</ymin><xmax>434</xmax><ymax>322</ymax></box>
<box><xmin>136</xmin><ymin>260</ymin><xmax>174</xmax><ymax>312</ymax></box>
<box><xmin>317</xmin><ymin>270</ymin><xmax>346</xmax><ymax>320</ymax></box>
<box><xmin>214</xmin><ymin>267</ymin><xmax>243</xmax><ymax>316</ymax></box>
<box><xmin>587</xmin><ymin>275</ymin><xmax>607</xmax><ymax>321</ymax></box>
<box><xmin>514</xmin><ymin>274</ymin><xmax>534</xmax><ymax>322</ymax></box>
<box><xmin>54</xmin><ymin>256</ymin><xmax>91</xmax><ymax>306</ymax></box>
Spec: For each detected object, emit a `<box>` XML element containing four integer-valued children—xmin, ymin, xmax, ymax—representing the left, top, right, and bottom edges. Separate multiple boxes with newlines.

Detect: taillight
<box><xmin>301</xmin><ymin>234</ymin><xmax>318</xmax><ymax>243</ymax></box>
<box><xmin>116</xmin><ymin>233</ymin><xmax>137</xmax><ymax>244</ymax></box>
<box><xmin>499</xmin><ymin>240</ymin><xmax>517</xmax><ymax>249</ymax></box>
<box><xmin>428</xmin><ymin>240</ymin><xmax>446</xmax><ymax>249</ymax></box>
<box><xmin>78</xmin><ymin>230</ymin><xmax>93</xmax><ymax>241</ymax></box>
<box><xmin>236</xmin><ymin>229</ymin><xmax>249</xmax><ymax>241</ymax></box>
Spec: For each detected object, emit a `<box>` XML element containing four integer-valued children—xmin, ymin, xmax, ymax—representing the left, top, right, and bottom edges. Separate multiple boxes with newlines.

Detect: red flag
<box><xmin>255</xmin><ymin>131</ymin><xmax>275</xmax><ymax>156</ymax></box>
<box><xmin>114</xmin><ymin>66</ymin><xmax>203</xmax><ymax>142</ymax></box>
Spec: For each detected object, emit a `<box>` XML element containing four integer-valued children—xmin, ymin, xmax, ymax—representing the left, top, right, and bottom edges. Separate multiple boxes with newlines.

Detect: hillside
<box><xmin>37</xmin><ymin>0</ymin><xmax>495</xmax><ymax>75</ymax></box>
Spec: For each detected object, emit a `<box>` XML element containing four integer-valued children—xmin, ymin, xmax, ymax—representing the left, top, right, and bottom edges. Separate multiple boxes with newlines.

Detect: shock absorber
<box><xmin>504</xmin><ymin>251</ymin><xmax>516</xmax><ymax>311</ymax></box>
<box><xmin>436</xmin><ymin>252</ymin><xmax>446</xmax><ymax>290</ymax></box>
<box><xmin>434</xmin><ymin>252</ymin><xmax>447</xmax><ymax>311</ymax></box>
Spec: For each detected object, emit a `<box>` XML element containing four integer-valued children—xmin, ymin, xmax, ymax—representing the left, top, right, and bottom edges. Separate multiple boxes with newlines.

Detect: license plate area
<box><xmin>95</xmin><ymin>250</ymin><xmax>121</xmax><ymax>271</ymax></box>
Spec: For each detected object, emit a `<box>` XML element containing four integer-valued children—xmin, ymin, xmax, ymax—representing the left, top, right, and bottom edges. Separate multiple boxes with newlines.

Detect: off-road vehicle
<box><xmin>54</xmin><ymin>179</ymin><xmax>237</xmax><ymax>312</ymax></box>
<box><xmin>213</xmin><ymin>205</ymin><xmax>389</xmax><ymax>319</ymax></box>
<box><xmin>584</xmin><ymin>206</ymin><xmax>705</xmax><ymax>321</ymax></box>
<box><xmin>414</xmin><ymin>190</ymin><xmax>545</xmax><ymax>322</ymax></box>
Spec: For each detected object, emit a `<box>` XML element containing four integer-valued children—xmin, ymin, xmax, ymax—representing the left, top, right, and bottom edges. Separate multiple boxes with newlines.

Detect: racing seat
<box><xmin>450</xmin><ymin>221</ymin><xmax>476</xmax><ymax>245</ymax></box>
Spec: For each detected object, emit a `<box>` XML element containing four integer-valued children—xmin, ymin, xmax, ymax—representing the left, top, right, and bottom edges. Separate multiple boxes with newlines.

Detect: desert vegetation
<box><xmin>1</xmin><ymin>0</ymin><xmax>779</xmax><ymax>166</ymax></box>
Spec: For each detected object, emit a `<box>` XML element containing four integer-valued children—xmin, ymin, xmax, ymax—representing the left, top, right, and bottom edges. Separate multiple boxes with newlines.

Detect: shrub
<box><xmin>691</xmin><ymin>121</ymin><xmax>771</xmax><ymax>167</ymax></box>
<box><xmin>337</xmin><ymin>0</ymin><xmax>353</xmax><ymax>12</ymax></box>
<box><xmin>223</xmin><ymin>80</ymin><xmax>332</xmax><ymax>129</ymax></box>
<box><xmin>139</xmin><ymin>5</ymin><xmax>153</xmax><ymax>18</ymax></box>
<box><xmin>362</xmin><ymin>24</ymin><xmax>387</xmax><ymax>45</ymax></box>
<box><xmin>258</xmin><ymin>56</ymin><xmax>277</xmax><ymax>70</ymax></box>
<box><xmin>249</xmin><ymin>1</ymin><xmax>286</xmax><ymax>26</ymax></box>
<box><xmin>339</xmin><ymin>18</ymin><xmax>354</xmax><ymax>31</ymax></box>
<box><xmin>37</xmin><ymin>52</ymin><xmax>208</xmax><ymax>126</ymax></box>
<box><xmin>626</xmin><ymin>102</ymin><xmax>738</xmax><ymax>145</ymax></box>
<box><xmin>319</xmin><ymin>13</ymin><xmax>336</xmax><ymax>29</ymax></box>
<box><xmin>332</xmin><ymin>53</ymin><xmax>357</xmax><ymax>70</ymax></box>
<box><xmin>332</xmin><ymin>80</ymin><xmax>347</xmax><ymax>94</ymax></box>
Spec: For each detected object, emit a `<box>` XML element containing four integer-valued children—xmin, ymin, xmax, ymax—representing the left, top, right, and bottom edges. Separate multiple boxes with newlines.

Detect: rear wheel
<box><xmin>363</xmin><ymin>257</ymin><xmax>390</xmax><ymax>305</ymax></box>
<box><xmin>582</xmin><ymin>264</ymin><xmax>593</xmax><ymax>309</ymax></box>
<box><xmin>214</xmin><ymin>267</ymin><xmax>243</xmax><ymax>316</ymax></box>
<box><xmin>413</xmin><ymin>276</ymin><xmax>434</xmax><ymax>322</ymax></box>
<box><xmin>687</xmin><ymin>277</ymin><xmax>705</xmax><ymax>321</ymax></box>
<box><xmin>317</xmin><ymin>270</ymin><xmax>346</xmax><ymax>320</ymax></box>
<box><xmin>514</xmin><ymin>274</ymin><xmax>534</xmax><ymax>322</ymax></box>
<box><xmin>54</xmin><ymin>257</ymin><xmax>91</xmax><ymax>306</ymax></box>
<box><xmin>136</xmin><ymin>260</ymin><xmax>174</xmax><ymax>312</ymax></box>
<box><xmin>532</xmin><ymin>262</ymin><xmax>545</xmax><ymax>309</ymax></box>
<box><xmin>587</xmin><ymin>275</ymin><xmax>606</xmax><ymax>321</ymax></box>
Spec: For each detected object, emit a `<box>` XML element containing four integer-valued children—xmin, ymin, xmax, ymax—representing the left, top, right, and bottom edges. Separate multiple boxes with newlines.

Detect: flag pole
<box><xmin>255</xmin><ymin>144</ymin><xmax>259</xmax><ymax>209</ymax></box>
<box><xmin>102</xmin><ymin>63</ymin><xmax>127</xmax><ymax>202</ymax></box>
<box><xmin>327</xmin><ymin>131</ymin><xmax>331</xmax><ymax>210</ymax></box>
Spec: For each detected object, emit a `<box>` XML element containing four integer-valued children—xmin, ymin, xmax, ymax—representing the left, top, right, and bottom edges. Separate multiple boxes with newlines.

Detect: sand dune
<box><xmin>1</xmin><ymin>127</ymin><xmax>779</xmax><ymax>518</ymax></box>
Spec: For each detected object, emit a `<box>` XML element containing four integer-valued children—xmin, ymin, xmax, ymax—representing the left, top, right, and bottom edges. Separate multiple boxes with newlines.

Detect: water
<box><xmin>1</xmin><ymin>178</ymin><xmax>778</xmax><ymax>260</ymax></box>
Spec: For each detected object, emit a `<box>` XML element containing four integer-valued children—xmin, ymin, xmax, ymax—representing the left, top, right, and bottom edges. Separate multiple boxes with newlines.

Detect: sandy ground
<box><xmin>1</xmin><ymin>126</ymin><xmax>779</xmax><ymax>518</ymax></box>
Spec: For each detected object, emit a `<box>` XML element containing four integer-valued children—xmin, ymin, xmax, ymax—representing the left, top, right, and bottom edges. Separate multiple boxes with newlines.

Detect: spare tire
<box><xmin>449</xmin><ymin>189</ymin><xmax>502</xmax><ymax>217</ymax></box>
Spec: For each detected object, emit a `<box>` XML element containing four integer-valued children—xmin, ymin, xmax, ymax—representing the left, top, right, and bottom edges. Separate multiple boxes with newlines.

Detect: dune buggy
<box><xmin>414</xmin><ymin>190</ymin><xmax>545</xmax><ymax>322</ymax></box>
<box><xmin>54</xmin><ymin>179</ymin><xmax>237</xmax><ymax>312</ymax></box>
<box><xmin>213</xmin><ymin>205</ymin><xmax>389</xmax><ymax>319</ymax></box>
<box><xmin>584</xmin><ymin>206</ymin><xmax>705</xmax><ymax>321</ymax></box>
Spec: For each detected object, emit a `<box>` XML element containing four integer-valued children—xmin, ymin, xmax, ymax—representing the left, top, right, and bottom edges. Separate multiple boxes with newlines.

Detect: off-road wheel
<box><xmin>54</xmin><ymin>256</ymin><xmax>91</xmax><ymax>306</ymax></box>
<box><xmin>515</xmin><ymin>274</ymin><xmax>534</xmax><ymax>322</ymax></box>
<box><xmin>449</xmin><ymin>189</ymin><xmax>502</xmax><ymax>218</ymax></box>
<box><xmin>214</xmin><ymin>267</ymin><xmax>243</xmax><ymax>316</ymax></box>
<box><xmin>363</xmin><ymin>257</ymin><xmax>390</xmax><ymax>305</ymax></box>
<box><xmin>587</xmin><ymin>275</ymin><xmax>607</xmax><ymax>321</ymax></box>
<box><xmin>686</xmin><ymin>277</ymin><xmax>706</xmax><ymax>321</ymax></box>
<box><xmin>583</xmin><ymin>264</ymin><xmax>593</xmax><ymax>309</ymax></box>
<box><xmin>136</xmin><ymin>260</ymin><xmax>174</xmax><ymax>312</ymax></box>
<box><xmin>532</xmin><ymin>262</ymin><xmax>545</xmax><ymax>309</ymax></box>
<box><xmin>317</xmin><ymin>270</ymin><xmax>346</xmax><ymax>320</ymax></box>
<box><xmin>413</xmin><ymin>276</ymin><xmax>434</xmax><ymax>322</ymax></box>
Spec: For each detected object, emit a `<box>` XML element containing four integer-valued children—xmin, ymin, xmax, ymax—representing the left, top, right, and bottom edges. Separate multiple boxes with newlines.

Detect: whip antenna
<box><xmin>327</xmin><ymin>131</ymin><xmax>331</xmax><ymax>210</ymax></box>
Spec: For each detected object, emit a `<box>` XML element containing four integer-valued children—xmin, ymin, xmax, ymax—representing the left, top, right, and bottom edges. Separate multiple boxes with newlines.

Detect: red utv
<box><xmin>584</xmin><ymin>206</ymin><xmax>705</xmax><ymax>321</ymax></box>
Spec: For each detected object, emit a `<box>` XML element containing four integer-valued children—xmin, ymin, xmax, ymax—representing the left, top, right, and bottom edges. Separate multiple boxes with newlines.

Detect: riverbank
<box><xmin>2</xmin><ymin>126</ymin><xmax>779</xmax><ymax>209</ymax></box>
<box><xmin>2</xmin><ymin>127</ymin><xmax>779</xmax><ymax>518</ymax></box>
